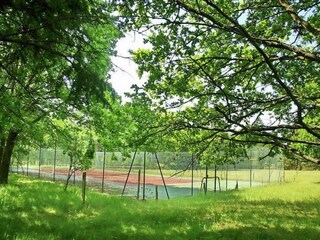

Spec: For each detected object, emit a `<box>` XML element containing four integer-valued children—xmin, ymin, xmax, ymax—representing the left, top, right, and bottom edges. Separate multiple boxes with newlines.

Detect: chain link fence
<box><xmin>11</xmin><ymin>147</ymin><xmax>284</xmax><ymax>199</ymax></box>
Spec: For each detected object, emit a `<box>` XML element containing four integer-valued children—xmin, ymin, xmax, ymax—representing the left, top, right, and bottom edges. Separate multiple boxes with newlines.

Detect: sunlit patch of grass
<box><xmin>44</xmin><ymin>207</ymin><xmax>57</xmax><ymax>215</ymax></box>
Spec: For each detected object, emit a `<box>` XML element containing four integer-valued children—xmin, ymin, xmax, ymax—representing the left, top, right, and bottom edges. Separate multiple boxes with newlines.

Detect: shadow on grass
<box><xmin>191</xmin><ymin>226</ymin><xmax>320</xmax><ymax>240</ymax></box>
<box><xmin>1</xmin><ymin>174</ymin><xmax>320</xmax><ymax>240</ymax></box>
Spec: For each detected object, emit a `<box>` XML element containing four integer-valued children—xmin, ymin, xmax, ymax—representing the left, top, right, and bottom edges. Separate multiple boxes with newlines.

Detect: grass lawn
<box><xmin>0</xmin><ymin>171</ymin><xmax>319</xmax><ymax>239</ymax></box>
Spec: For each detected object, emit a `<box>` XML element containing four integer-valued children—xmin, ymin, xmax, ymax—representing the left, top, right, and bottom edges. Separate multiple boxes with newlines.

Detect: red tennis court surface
<box><xmin>40</xmin><ymin>168</ymin><xmax>196</xmax><ymax>186</ymax></box>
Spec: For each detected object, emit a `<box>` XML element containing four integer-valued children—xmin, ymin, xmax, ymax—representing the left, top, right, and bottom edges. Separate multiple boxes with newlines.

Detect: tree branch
<box><xmin>279</xmin><ymin>0</ymin><xmax>320</xmax><ymax>36</ymax></box>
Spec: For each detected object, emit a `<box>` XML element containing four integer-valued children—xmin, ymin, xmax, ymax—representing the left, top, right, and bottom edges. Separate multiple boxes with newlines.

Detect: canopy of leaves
<box><xmin>117</xmin><ymin>0</ymin><xmax>320</xmax><ymax>164</ymax></box>
<box><xmin>0</xmin><ymin>0</ymin><xmax>119</xmax><ymax>134</ymax></box>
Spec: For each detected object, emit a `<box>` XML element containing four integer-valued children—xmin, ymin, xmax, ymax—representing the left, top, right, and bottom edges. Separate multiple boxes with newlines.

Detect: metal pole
<box><xmin>191</xmin><ymin>153</ymin><xmax>194</xmax><ymax>196</ymax></box>
<box><xmin>214</xmin><ymin>165</ymin><xmax>217</xmax><ymax>193</ymax></box>
<box><xmin>121</xmin><ymin>150</ymin><xmax>137</xmax><ymax>196</ymax></box>
<box><xmin>73</xmin><ymin>169</ymin><xmax>76</xmax><ymax>185</ymax></box>
<box><xmin>143</xmin><ymin>151</ymin><xmax>146</xmax><ymax>200</ymax></box>
<box><xmin>250</xmin><ymin>160</ymin><xmax>252</xmax><ymax>187</ymax></box>
<box><xmin>38</xmin><ymin>146</ymin><xmax>41</xmax><ymax>178</ymax></box>
<box><xmin>155</xmin><ymin>185</ymin><xmax>158</xmax><ymax>200</ymax></box>
<box><xmin>137</xmin><ymin>169</ymin><xmax>141</xmax><ymax>200</ymax></box>
<box><xmin>53</xmin><ymin>140</ymin><xmax>57</xmax><ymax>181</ymax></box>
<box><xmin>82</xmin><ymin>171</ymin><xmax>87</xmax><ymax>207</ymax></box>
<box><xmin>16</xmin><ymin>152</ymin><xmax>19</xmax><ymax>173</ymax></box>
<box><xmin>102</xmin><ymin>149</ymin><xmax>106</xmax><ymax>192</ymax></box>
<box><xmin>155</xmin><ymin>152</ymin><xmax>170</xmax><ymax>199</ymax></box>
<box><xmin>226</xmin><ymin>163</ymin><xmax>228</xmax><ymax>191</ymax></box>
<box><xmin>73</xmin><ymin>156</ymin><xmax>76</xmax><ymax>186</ymax></box>
<box><xmin>27</xmin><ymin>150</ymin><xmax>29</xmax><ymax>176</ymax></box>
<box><xmin>282</xmin><ymin>158</ymin><xmax>285</xmax><ymax>183</ymax></box>
<box><xmin>269</xmin><ymin>157</ymin><xmax>271</xmax><ymax>185</ymax></box>
<box><xmin>205</xmin><ymin>165</ymin><xmax>208</xmax><ymax>194</ymax></box>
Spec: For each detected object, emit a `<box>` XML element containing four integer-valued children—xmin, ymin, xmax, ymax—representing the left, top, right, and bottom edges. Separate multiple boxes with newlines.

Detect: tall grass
<box><xmin>0</xmin><ymin>171</ymin><xmax>319</xmax><ymax>239</ymax></box>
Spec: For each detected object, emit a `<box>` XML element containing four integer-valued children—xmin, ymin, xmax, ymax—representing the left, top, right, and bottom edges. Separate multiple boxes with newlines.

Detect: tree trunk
<box><xmin>82</xmin><ymin>171</ymin><xmax>86</xmax><ymax>207</ymax></box>
<box><xmin>0</xmin><ymin>136</ymin><xmax>5</xmax><ymax>165</ymax></box>
<box><xmin>0</xmin><ymin>131</ymin><xmax>19</xmax><ymax>184</ymax></box>
<box><xmin>64</xmin><ymin>155</ymin><xmax>74</xmax><ymax>191</ymax></box>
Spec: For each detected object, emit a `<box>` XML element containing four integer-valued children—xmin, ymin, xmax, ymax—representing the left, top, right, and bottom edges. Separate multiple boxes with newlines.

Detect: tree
<box><xmin>118</xmin><ymin>0</ymin><xmax>320</xmax><ymax>165</ymax></box>
<box><xmin>0</xmin><ymin>0</ymin><xmax>120</xmax><ymax>184</ymax></box>
<box><xmin>122</xmin><ymin>87</ymin><xmax>172</xmax><ymax>152</ymax></box>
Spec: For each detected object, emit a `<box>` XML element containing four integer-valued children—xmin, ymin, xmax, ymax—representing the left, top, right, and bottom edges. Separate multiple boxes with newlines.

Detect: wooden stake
<box><xmin>137</xmin><ymin>169</ymin><xmax>141</xmax><ymax>200</ymax></box>
<box><xmin>82</xmin><ymin>171</ymin><xmax>87</xmax><ymax>207</ymax></box>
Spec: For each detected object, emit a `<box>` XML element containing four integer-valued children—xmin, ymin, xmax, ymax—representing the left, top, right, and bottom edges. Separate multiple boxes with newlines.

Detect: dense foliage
<box><xmin>117</xmin><ymin>0</ymin><xmax>320</xmax><ymax>165</ymax></box>
<box><xmin>2</xmin><ymin>0</ymin><xmax>320</xmax><ymax>183</ymax></box>
<box><xmin>0</xmin><ymin>0</ymin><xmax>120</xmax><ymax>183</ymax></box>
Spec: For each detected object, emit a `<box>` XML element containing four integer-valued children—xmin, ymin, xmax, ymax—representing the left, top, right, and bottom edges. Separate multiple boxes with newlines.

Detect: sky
<box><xmin>109</xmin><ymin>32</ymin><xmax>148</xmax><ymax>100</ymax></box>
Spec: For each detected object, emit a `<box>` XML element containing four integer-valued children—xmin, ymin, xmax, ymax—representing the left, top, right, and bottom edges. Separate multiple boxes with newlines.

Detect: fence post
<box><xmin>226</xmin><ymin>163</ymin><xmax>228</xmax><ymax>191</ymax></box>
<box><xmin>137</xmin><ymin>169</ymin><xmax>141</xmax><ymax>200</ymax></box>
<box><xmin>16</xmin><ymin>152</ymin><xmax>19</xmax><ymax>173</ymax></box>
<box><xmin>155</xmin><ymin>185</ymin><xmax>158</xmax><ymax>200</ymax></box>
<box><xmin>26</xmin><ymin>150</ymin><xmax>29</xmax><ymax>176</ymax></box>
<box><xmin>250</xmin><ymin>160</ymin><xmax>252</xmax><ymax>187</ymax></box>
<box><xmin>205</xmin><ymin>165</ymin><xmax>208</xmax><ymax>194</ymax></box>
<box><xmin>214</xmin><ymin>165</ymin><xmax>217</xmax><ymax>193</ymax></box>
<box><xmin>53</xmin><ymin>141</ymin><xmax>57</xmax><ymax>181</ymax></box>
<box><xmin>143</xmin><ymin>151</ymin><xmax>146</xmax><ymax>200</ymax></box>
<box><xmin>73</xmin><ymin>169</ymin><xmax>76</xmax><ymax>185</ymax></box>
<box><xmin>82</xmin><ymin>171</ymin><xmax>87</xmax><ymax>207</ymax></box>
<box><xmin>38</xmin><ymin>146</ymin><xmax>42</xmax><ymax>178</ymax></box>
<box><xmin>191</xmin><ymin>153</ymin><xmax>194</xmax><ymax>196</ymax></box>
<box><xmin>282</xmin><ymin>158</ymin><xmax>285</xmax><ymax>183</ymax></box>
<box><xmin>268</xmin><ymin>157</ymin><xmax>271</xmax><ymax>185</ymax></box>
<box><xmin>102</xmin><ymin>149</ymin><xmax>106</xmax><ymax>193</ymax></box>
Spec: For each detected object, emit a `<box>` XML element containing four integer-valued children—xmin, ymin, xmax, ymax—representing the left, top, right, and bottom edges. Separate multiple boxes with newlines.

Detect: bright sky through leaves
<box><xmin>110</xmin><ymin>32</ymin><xmax>148</xmax><ymax>100</ymax></box>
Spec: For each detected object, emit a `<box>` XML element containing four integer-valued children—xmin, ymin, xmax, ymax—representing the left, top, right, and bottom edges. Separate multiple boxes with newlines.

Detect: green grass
<box><xmin>0</xmin><ymin>171</ymin><xmax>319</xmax><ymax>239</ymax></box>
